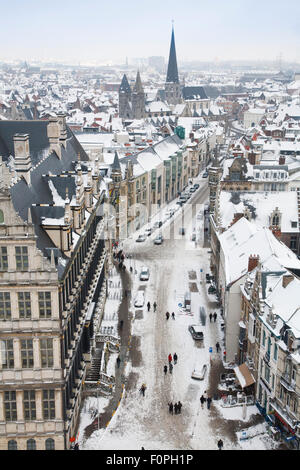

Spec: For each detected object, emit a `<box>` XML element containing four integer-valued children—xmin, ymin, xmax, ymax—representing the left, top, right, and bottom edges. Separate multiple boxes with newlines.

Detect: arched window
<box><xmin>272</xmin><ymin>214</ymin><xmax>279</xmax><ymax>226</ymax></box>
<box><xmin>45</xmin><ymin>438</ymin><xmax>55</xmax><ymax>450</ymax></box>
<box><xmin>8</xmin><ymin>440</ymin><xmax>17</xmax><ymax>450</ymax></box>
<box><xmin>0</xmin><ymin>210</ymin><xmax>4</xmax><ymax>224</ymax></box>
<box><xmin>27</xmin><ymin>438</ymin><xmax>36</xmax><ymax>450</ymax></box>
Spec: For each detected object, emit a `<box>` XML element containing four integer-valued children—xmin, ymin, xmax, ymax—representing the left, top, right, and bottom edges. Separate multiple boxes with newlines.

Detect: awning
<box><xmin>234</xmin><ymin>363</ymin><xmax>256</xmax><ymax>389</ymax></box>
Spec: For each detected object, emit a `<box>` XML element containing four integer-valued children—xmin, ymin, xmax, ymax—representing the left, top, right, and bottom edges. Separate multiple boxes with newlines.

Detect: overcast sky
<box><xmin>1</xmin><ymin>0</ymin><xmax>299</xmax><ymax>64</ymax></box>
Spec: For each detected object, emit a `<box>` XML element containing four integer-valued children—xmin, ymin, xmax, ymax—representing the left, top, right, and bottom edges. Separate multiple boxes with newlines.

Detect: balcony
<box><xmin>280</xmin><ymin>373</ymin><xmax>296</xmax><ymax>392</ymax></box>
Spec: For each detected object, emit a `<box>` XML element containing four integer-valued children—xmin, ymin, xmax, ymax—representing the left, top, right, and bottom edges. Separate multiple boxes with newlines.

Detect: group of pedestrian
<box><xmin>147</xmin><ymin>301</ymin><xmax>157</xmax><ymax>312</ymax></box>
<box><xmin>209</xmin><ymin>312</ymin><xmax>218</xmax><ymax>323</ymax></box>
<box><xmin>199</xmin><ymin>390</ymin><xmax>212</xmax><ymax>409</ymax></box>
<box><xmin>164</xmin><ymin>352</ymin><xmax>178</xmax><ymax>374</ymax></box>
<box><xmin>165</xmin><ymin>311</ymin><xmax>175</xmax><ymax>320</ymax></box>
<box><xmin>168</xmin><ymin>401</ymin><xmax>182</xmax><ymax>415</ymax></box>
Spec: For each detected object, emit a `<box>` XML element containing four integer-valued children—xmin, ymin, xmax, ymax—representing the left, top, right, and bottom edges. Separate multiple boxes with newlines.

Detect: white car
<box><xmin>191</xmin><ymin>364</ymin><xmax>208</xmax><ymax>380</ymax></box>
<box><xmin>134</xmin><ymin>290</ymin><xmax>145</xmax><ymax>308</ymax></box>
<box><xmin>136</xmin><ymin>234</ymin><xmax>146</xmax><ymax>242</ymax></box>
<box><xmin>139</xmin><ymin>267</ymin><xmax>150</xmax><ymax>281</ymax></box>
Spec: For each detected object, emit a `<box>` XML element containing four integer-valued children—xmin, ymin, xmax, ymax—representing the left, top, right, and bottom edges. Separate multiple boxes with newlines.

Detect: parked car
<box><xmin>134</xmin><ymin>290</ymin><xmax>145</xmax><ymax>308</ymax></box>
<box><xmin>139</xmin><ymin>266</ymin><xmax>150</xmax><ymax>281</ymax></box>
<box><xmin>188</xmin><ymin>325</ymin><xmax>204</xmax><ymax>341</ymax></box>
<box><xmin>191</xmin><ymin>364</ymin><xmax>208</xmax><ymax>380</ymax></box>
<box><xmin>189</xmin><ymin>187</ymin><xmax>196</xmax><ymax>193</ymax></box>
<box><xmin>136</xmin><ymin>234</ymin><xmax>146</xmax><ymax>242</ymax></box>
<box><xmin>202</xmin><ymin>171</ymin><xmax>208</xmax><ymax>178</ymax></box>
<box><xmin>179</xmin><ymin>227</ymin><xmax>185</xmax><ymax>235</ymax></box>
<box><xmin>154</xmin><ymin>235</ymin><xmax>163</xmax><ymax>245</ymax></box>
<box><xmin>193</xmin><ymin>183</ymin><xmax>199</xmax><ymax>189</ymax></box>
<box><xmin>176</xmin><ymin>201</ymin><xmax>184</xmax><ymax>206</ymax></box>
<box><xmin>153</xmin><ymin>221</ymin><xmax>162</xmax><ymax>229</ymax></box>
<box><xmin>145</xmin><ymin>227</ymin><xmax>152</xmax><ymax>236</ymax></box>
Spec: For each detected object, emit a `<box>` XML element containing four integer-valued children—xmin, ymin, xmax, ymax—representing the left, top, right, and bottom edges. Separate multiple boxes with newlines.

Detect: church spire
<box><xmin>166</xmin><ymin>25</ymin><xmax>179</xmax><ymax>84</ymax></box>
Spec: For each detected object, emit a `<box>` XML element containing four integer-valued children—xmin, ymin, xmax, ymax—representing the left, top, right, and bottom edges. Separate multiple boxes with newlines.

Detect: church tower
<box><xmin>119</xmin><ymin>74</ymin><xmax>133</xmax><ymax>119</ymax></box>
<box><xmin>165</xmin><ymin>26</ymin><xmax>182</xmax><ymax>105</ymax></box>
<box><xmin>132</xmin><ymin>71</ymin><xmax>146</xmax><ymax>119</ymax></box>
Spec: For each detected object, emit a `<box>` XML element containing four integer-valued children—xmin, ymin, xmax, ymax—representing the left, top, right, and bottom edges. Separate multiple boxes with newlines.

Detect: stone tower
<box><xmin>119</xmin><ymin>74</ymin><xmax>132</xmax><ymax>119</ymax></box>
<box><xmin>165</xmin><ymin>26</ymin><xmax>182</xmax><ymax>105</ymax></box>
<box><xmin>132</xmin><ymin>71</ymin><xmax>146</xmax><ymax>119</ymax></box>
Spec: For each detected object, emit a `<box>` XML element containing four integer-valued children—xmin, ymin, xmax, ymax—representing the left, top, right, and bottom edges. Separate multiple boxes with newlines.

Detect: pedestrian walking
<box><xmin>173</xmin><ymin>353</ymin><xmax>178</xmax><ymax>364</ymax></box>
<box><xmin>139</xmin><ymin>384</ymin><xmax>146</xmax><ymax>397</ymax></box>
<box><xmin>213</xmin><ymin>312</ymin><xmax>217</xmax><ymax>322</ymax></box>
<box><xmin>147</xmin><ymin>302</ymin><xmax>151</xmax><ymax>312</ymax></box>
<box><xmin>217</xmin><ymin>439</ymin><xmax>224</xmax><ymax>450</ymax></box>
<box><xmin>200</xmin><ymin>395</ymin><xmax>205</xmax><ymax>409</ymax></box>
<box><xmin>169</xmin><ymin>362</ymin><xmax>173</xmax><ymax>374</ymax></box>
<box><xmin>209</xmin><ymin>312</ymin><xmax>213</xmax><ymax>323</ymax></box>
<box><xmin>73</xmin><ymin>443</ymin><xmax>79</xmax><ymax>450</ymax></box>
<box><xmin>171</xmin><ymin>312</ymin><xmax>175</xmax><ymax>320</ymax></box>
<box><xmin>153</xmin><ymin>302</ymin><xmax>157</xmax><ymax>312</ymax></box>
<box><xmin>203</xmin><ymin>390</ymin><xmax>208</xmax><ymax>401</ymax></box>
<box><xmin>168</xmin><ymin>353</ymin><xmax>172</xmax><ymax>363</ymax></box>
<box><xmin>216</xmin><ymin>342</ymin><xmax>220</xmax><ymax>353</ymax></box>
<box><xmin>177</xmin><ymin>401</ymin><xmax>182</xmax><ymax>414</ymax></box>
<box><xmin>174</xmin><ymin>403</ymin><xmax>178</xmax><ymax>414</ymax></box>
<box><xmin>166</xmin><ymin>311</ymin><xmax>170</xmax><ymax>320</ymax></box>
<box><xmin>207</xmin><ymin>396</ymin><xmax>212</xmax><ymax>409</ymax></box>
<box><xmin>168</xmin><ymin>402</ymin><xmax>173</xmax><ymax>414</ymax></box>
<box><xmin>164</xmin><ymin>365</ymin><xmax>168</xmax><ymax>375</ymax></box>
<box><xmin>116</xmin><ymin>355</ymin><xmax>121</xmax><ymax>368</ymax></box>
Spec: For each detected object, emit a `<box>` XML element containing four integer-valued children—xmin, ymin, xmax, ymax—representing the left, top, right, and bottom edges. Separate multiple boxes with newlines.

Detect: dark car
<box><xmin>202</xmin><ymin>172</ymin><xmax>208</xmax><ymax>178</ymax></box>
<box><xmin>188</xmin><ymin>325</ymin><xmax>204</xmax><ymax>341</ymax></box>
<box><xmin>193</xmin><ymin>183</ymin><xmax>199</xmax><ymax>189</ymax></box>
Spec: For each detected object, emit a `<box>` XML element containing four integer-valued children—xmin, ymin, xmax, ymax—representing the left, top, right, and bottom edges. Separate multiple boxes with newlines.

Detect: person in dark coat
<box><xmin>207</xmin><ymin>396</ymin><xmax>212</xmax><ymax>409</ymax></box>
<box><xmin>213</xmin><ymin>312</ymin><xmax>217</xmax><ymax>322</ymax></box>
<box><xmin>174</xmin><ymin>403</ymin><xmax>178</xmax><ymax>414</ymax></box>
<box><xmin>153</xmin><ymin>302</ymin><xmax>157</xmax><ymax>312</ymax></box>
<box><xmin>209</xmin><ymin>312</ymin><xmax>213</xmax><ymax>322</ymax></box>
<box><xmin>173</xmin><ymin>353</ymin><xmax>178</xmax><ymax>364</ymax></box>
<box><xmin>217</xmin><ymin>439</ymin><xmax>224</xmax><ymax>450</ymax></box>
<box><xmin>177</xmin><ymin>401</ymin><xmax>182</xmax><ymax>414</ymax></box>
<box><xmin>147</xmin><ymin>302</ymin><xmax>151</xmax><ymax>312</ymax></box>
<box><xmin>164</xmin><ymin>365</ymin><xmax>168</xmax><ymax>375</ymax></box>
<box><xmin>168</xmin><ymin>402</ymin><xmax>173</xmax><ymax>414</ymax></box>
<box><xmin>73</xmin><ymin>443</ymin><xmax>79</xmax><ymax>450</ymax></box>
<box><xmin>171</xmin><ymin>312</ymin><xmax>175</xmax><ymax>320</ymax></box>
<box><xmin>140</xmin><ymin>384</ymin><xmax>146</xmax><ymax>396</ymax></box>
<box><xmin>116</xmin><ymin>356</ymin><xmax>121</xmax><ymax>368</ymax></box>
<box><xmin>166</xmin><ymin>311</ymin><xmax>170</xmax><ymax>320</ymax></box>
<box><xmin>169</xmin><ymin>362</ymin><xmax>173</xmax><ymax>374</ymax></box>
<box><xmin>200</xmin><ymin>395</ymin><xmax>205</xmax><ymax>409</ymax></box>
<box><xmin>216</xmin><ymin>342</ymin><xmax>220</xmax><ymax>353</ymax></box>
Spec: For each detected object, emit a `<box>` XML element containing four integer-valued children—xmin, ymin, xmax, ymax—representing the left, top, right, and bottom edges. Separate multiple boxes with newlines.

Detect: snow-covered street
<box><xmin>78</xmin><ymin>181</ymin><xmax>277</xmax><ymax>451</ymax></box>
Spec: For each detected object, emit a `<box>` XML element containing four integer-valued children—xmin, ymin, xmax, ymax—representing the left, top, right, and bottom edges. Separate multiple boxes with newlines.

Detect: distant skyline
<box><xmin>1</xmin><ymin>0</ymin><xmax>300</xmax><ymax>65</ymax></box>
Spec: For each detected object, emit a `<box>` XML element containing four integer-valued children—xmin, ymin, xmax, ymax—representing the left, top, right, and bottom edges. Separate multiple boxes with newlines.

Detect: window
<box><xmin>267</xmin><ymin>337</ymin><xmax>271</xmax><ymax>356</ymax></box>
<box><xmin>26</xmin><ymin>439</ymin><xmax>36</xmax><ymax>450</ymax></box>
<box><xmin>8</xmin><ymin>440</ymin><xmax>17</xmax><ymax>450</ymax></box>
<box><xmin>0</xmin><ymin>210</ymin><xmax>4</xmax><ymax>224</ymax></box>
<box><xmin>0</xmin><ymin>339</ymin><xmax>14</xmax><ymax>369</ymax></box>
<box><xmin>4</xmin><ymin>391</ymin><xmax>17</xmax><ymax>421</ymax></box>
<box><xmin>20</xmin><ymin>339</ymin><xmax>34</xmax><ymax>368</ymax></box>
<box><xmin>24</xmin><ymin>390</ymin><xmax>36</xmax><ymax>420</ymax></box>
<box><xmin>272</xmin><ymin>215</ymin><xmax>279</xmax><ymax>226</ymax></box>
<box><xmin>290</xmin><ymin>236</ymin><xmax>297</xmax><ymax>251</ymax></box>
<box><xmin>15</xmin><ymin>246</ymin><xmax>29</xmax><ymax>271</ymax></box>
<box><xmin>265</xmin><ymin>364</ymin><xmax>270</xmax><ymax>383</ymax></box>
<box><xmin>42</xmin><ymin>390</ymin><xmax>55</xmax><ymax>420</ymax></box>
<box><xmin>40</xmin><ymin>338</ymin><xmax>53</xmax><ymax>368</ymax></box>
<box><xmin>274</xmin><ymin>343</ymin><xmax>278</xmax><ymax>361</ymax></box>
<box><xmin>262</xmin><ymin>329</ymin><xmax>266</xmax><ymax>347</ymax></box>
<box><xmin>18</xmin><ymin>292</ymin><xmax>31</xmax><ymax>319</ymax></box>
<box><xmin>45</xmin><ymin>438</ymin><xmax>55</xmax><ymax>450</ymax></box>
<box><xmin>38</xmin><ymin>292</ymin><xmax>52</xmax><ymax>319</ymax></box>
<box><xmin>0</xmin><ymin>292</ymin><xmax>11</xmax><ymax>320</ymax></box>
<box><xmin>291</xmin><ymin>221</ymin><xmax>297</xmax><ymax>228</ymax></box>
<box><xmin>0</xmin><ymin>247</ymin><xmax>8</xmax><ymax>271</ymax></box>
<box><xmin>272</xmin><ymin>374</ymin><xmax>275</xmax><ymax>390</ymax></box>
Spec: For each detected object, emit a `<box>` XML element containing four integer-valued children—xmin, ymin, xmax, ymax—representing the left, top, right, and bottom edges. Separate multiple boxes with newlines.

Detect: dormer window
<box><xmin>272</xmin><ymin>214</ymin><xmax>279</xmax><ymax>226</ymax></box>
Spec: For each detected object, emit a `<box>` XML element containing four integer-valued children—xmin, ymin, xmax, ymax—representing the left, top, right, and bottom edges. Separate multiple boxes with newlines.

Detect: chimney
<box><xmin>248</xmin><ymin>254</ymin><xmax>259</xmax><ymax>272</ymax></box>
<box><xmin>57</xmin><ymin>113</ymin><xmax>67</xmax><ymax>148</ymax></box>
<box><xmin>279</xmin><ymin>155</ymin><xmax>285</xmax><ymax>165</ymax></box>
<box><xmin>13</xmin><ymin>133</ymin><xmax>32</xmax><ymax>185</ymax></box>
<box><xmin>47</xmin><ymin>117</ymin><xmax>61</xmax><ymax>159</ymax></box>
<box><xmin>282</xmin><ymin>274</ymin><xmax>294</xmax><ymax>288</ymax></box>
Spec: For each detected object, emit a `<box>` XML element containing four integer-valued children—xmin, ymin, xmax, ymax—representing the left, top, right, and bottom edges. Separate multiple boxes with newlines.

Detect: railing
<box><xmin>280</xmin><ymin>373</ymin><xmax>296</xmax><ymax>392</ymax></box>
